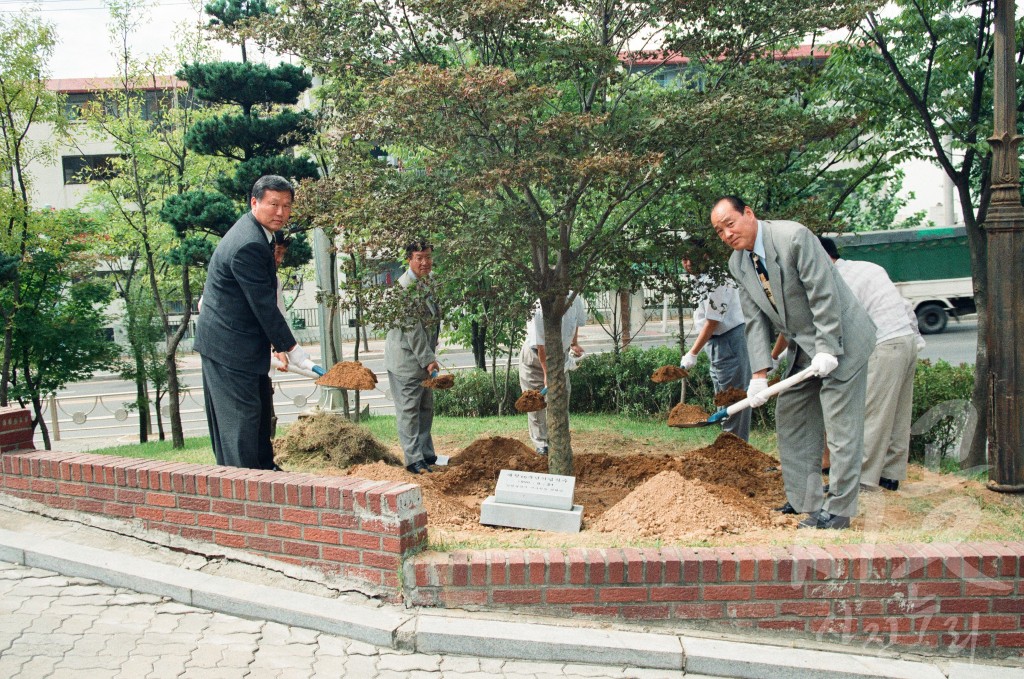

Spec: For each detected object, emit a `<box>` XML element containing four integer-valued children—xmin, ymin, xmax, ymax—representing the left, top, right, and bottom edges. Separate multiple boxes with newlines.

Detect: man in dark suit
<box><xmin>194</xmin><ymin>175</ymin><xmax>311</xmax><ymax>470</ymax></box>
<box><xmin>710</xmin><ymin>196</ymin><xmax>875</xmax><ymax>530</ymax></box>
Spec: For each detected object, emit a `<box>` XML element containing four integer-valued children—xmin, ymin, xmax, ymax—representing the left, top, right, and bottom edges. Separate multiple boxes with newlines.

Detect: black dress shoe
<box><xmin>798</xmin><ymin>510</ymin><xmax>850</xmax><ymax>530</ymax></box>
<box><xmin>405</xmin><ymin>461</ymin><xmax>432</xmax><ymax>475</ymax></box>
<box><xmin>879</xmin><ymin>477</ymin><xmax>900</xmax><ymax>491</ymax></box>
<box><xmin>774</xmin><ymin>501</ymin><xmax>798</xmax><ymax>515</ymax></box>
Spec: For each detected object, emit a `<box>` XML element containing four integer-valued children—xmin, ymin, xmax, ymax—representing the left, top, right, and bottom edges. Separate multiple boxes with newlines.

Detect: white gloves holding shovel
<box><xmin>746</xmin><ymin>352</ymin><xmax>838</xmax><ymax>409</ymax></box>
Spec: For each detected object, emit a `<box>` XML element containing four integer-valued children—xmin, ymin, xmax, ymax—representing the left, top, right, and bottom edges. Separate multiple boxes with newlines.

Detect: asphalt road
<box><xmin>45</xmin><ymin>318</ymin><xmax>978</xmax><ymax>451</ymax></box>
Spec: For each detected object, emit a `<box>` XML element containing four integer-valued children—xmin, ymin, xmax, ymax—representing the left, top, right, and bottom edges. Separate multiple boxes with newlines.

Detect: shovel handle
<box><xmin>724</xmin><ymin>366</ymin><xmax>818</xmax><ymax>417</ymax></box>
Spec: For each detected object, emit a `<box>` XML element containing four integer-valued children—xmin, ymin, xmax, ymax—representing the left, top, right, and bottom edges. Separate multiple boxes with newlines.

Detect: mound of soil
<box><xmin>515</xmin><ymin>390</ymin><xmax>546</xmax><ymax>413</ymax></box>
<box><xmin>667</xmin><ymin>402</ymin><xmax>709</xmax><ymax>426</ymax></box>
<box><xmin>592</xmin><ymin>471</ymin><xmax>777</xmax><ymax>539</ymax></box>
<box><xmin>274</xmin><ymin>412</ymin><xmax>397</xmax><ymax>468</ymax></box>
<box><xmin>317</xmin><ymin>361</ymin><xmax>378</xmax><ymax>390</ymax></box>
<box><xmin>651</xmin><ymin>365</ymin><xmax>687</xmax><ymax>383</ymax></box>
<box><xmin>714</xmin><ymin>387</ymin><xmax>747</xmax><ymax>407</ymax></box>
<box><xmin>421</xmin><ymin>374</ymin><xmax>455</xmax><ymax>390</ymax></box>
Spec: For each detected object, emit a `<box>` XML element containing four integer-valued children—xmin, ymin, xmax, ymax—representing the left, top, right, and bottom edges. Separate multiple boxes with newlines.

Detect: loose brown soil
<box><xmin>277</xmin><ymin>422</ymin><xmax>1024</xmax><ymax>550</ymax></box>
<box><xmin>316</xmin><ymin>361</ymin><xmax>378</xmax><ymax>390</ymax></box>
<box><xmin>421</xmin><ymin>374</ymin><xmax>455</xmax><ymax>390</ymax></box>
<box><xmin>651</xmin><ymin>365</ymin><xmax>688</xmax><ymax>383</ymax></box>
<box><xmin>515</xmin><ymin>390</ymin><xmax>546</xmax><ymax>413</ymax></box>
<box><xmin>667</xmin><ymin>402</ymin><xmax>710</xmax><ymax>426</ymax></box>
<box><xmin>714</xmin><ymin>387</ymin><xmax>748</xmax><ymax>408</ymax></box>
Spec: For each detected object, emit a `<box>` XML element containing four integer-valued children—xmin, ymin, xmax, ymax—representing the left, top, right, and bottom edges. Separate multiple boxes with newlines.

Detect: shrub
<box><xmin>434</xmin><ymin>367</ymin><xmax>521</xmax><ymax>417</ymax></box>
<box><xmin>910</xmin><ymin>359</ymin><xmax>975</xmax><ymax>466</ymax></box>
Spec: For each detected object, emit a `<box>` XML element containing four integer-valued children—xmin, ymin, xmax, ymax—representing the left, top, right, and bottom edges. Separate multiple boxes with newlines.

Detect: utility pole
<box><xmin>985</xmin><ymin>0</ymin><xmax>1024</xmax><ymax>492</ymax></box>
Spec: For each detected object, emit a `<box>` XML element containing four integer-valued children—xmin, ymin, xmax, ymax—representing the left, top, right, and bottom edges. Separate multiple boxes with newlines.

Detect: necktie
<box><xmin>750</xmin><ymin>252</ymin><xmax>778</xmax><ymax>311</ymax></box>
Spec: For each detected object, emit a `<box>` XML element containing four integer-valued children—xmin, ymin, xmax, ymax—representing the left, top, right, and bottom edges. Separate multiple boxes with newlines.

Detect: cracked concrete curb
<box><xmin>1</xmin><ymin>524</ymin><xmax>1003</xmax><ymax>679</ymax></box>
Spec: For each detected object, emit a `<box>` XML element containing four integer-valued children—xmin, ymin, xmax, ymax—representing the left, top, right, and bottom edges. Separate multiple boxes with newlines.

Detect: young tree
<box><xmin>833</xmin><ymin>0</ymin><xmax>1024</xmax><ymax>466</ymax></box>
<box><xmin>266</xmin><ymin>0</ymin><xmax>873</xmax><ymax>475</ymax></box>
<box><xmin>0</xmin><ymin>11</ymin><xmax>65</xmax><ymax>406</ymax></box>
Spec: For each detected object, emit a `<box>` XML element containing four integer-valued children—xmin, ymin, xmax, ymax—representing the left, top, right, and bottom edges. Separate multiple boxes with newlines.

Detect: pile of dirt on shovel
<box><xmin>515</xmin><ymin>389</ymin><xmax>546</xmax><ymax>412</ymax></box>
<box><xmin>714</xmin><ymin>387</ymin><xmax>747</xmax><ymax>407</ymax></box>
<box><xmin>667</xmin><ymin>402</ymin><xmax>709</xmax><ymax>426</ymax></box>
<box><xmin>421</xmin><ymin>374</ymin><xmax>455</xmax><ymax>390</ymax></box>
<box><xmin>317</xmin><ymin>361</ymin><xmax>378</xmax><ymax>390</ymax></box>
<box><xmin>651</xmin><ymin>365</ymin><xmax>687</xmax><ymax>383</ymax></box>
<box><xmin>274</xmin><ymin>412</ymin><xmax>398</xmax><ymax>469</ymax></box>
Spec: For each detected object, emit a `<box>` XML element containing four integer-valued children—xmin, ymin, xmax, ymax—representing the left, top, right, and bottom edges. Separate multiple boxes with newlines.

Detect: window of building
<box><xmin>61</xmin><ymin>154</ymin><xmax>124</xmax><ymax>185</ymax></box>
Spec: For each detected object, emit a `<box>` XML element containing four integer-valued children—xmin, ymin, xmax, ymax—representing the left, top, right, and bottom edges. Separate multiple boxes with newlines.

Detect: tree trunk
<box><xmin>471</xmin><ymin>319</ymin><xmax>487</xmax><ymax>370</ymax></box>
<box><xmin>166</xmin><ymin>265</ymin><xmax>193</xmax><ymax>449</ymax></box>
<box><xmin>31</xmin><ymin>394</ymin><xmax>50</xmax><ymax>450</ymax></box>
<box><xmin>962</xmin><ymin>192</ymin><xmax>988</xmax><ymax>470</ymax></box>
<box><xmin>619</xmin><ymin>290</ymin><xmax>632</xmax><ymax>349</ymax></box>
<box><xmin>541</xmin><ymin>296</ymin><xmax>573</xmax><ymax>476</ymax></box>
<box><xmin>133</xmin><ymin>350</ymin><xmax>150</xmax><ymax>444</ymax></box>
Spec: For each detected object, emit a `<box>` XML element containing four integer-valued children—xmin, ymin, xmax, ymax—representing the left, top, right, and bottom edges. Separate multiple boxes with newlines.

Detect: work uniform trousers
<box><xmin>518</xmin><ymin>344</ymin><xmax>572</xmax><ymax>449</ymax></box>
<box><xmin>860</xmin><ymin>334</ymin><xmax>918</xmax><ymax>486</ymax></box>
<box><xmin>201</xmin><ymin>355</ymin><xmax>276</xmax><ymax>470</ymax></box>
<box><xmin>705</xmin><ymin>324</ymin><xmax>752</xmax><ymax>441</ymax></box>
<box><xmin>775</xmin><ymin>350</ymin><xmax>868</xmax><ymax>518</ymax></box>
<box><xmin>388</xmin><ymin>371</ymin><xmax>436</xmax><ymax>466</ymax></box>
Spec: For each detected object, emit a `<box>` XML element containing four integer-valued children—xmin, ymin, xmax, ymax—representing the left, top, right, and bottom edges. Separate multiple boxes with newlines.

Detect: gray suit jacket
<box><xmin>194</xmin><ymin>212</ymin><xmax>296</xmax><ymax>374</ymax></box>
<box><xmin>728</xmin><ymin>219</ymin><xmax>875</xmax><ymax>381</ymax></box>
<box><xmin>383</xmin><ymin>270</ymin><xmax>440</xmax><ymax>378</ymax></box>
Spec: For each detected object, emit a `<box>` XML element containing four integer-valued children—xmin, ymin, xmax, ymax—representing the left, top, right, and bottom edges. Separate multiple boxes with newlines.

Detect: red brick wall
<box><xmin>0</xmin><ymin>406</ymin><xmax>35</xmax><ymax>453</ymax></box>
<box><xmin>0</xmin><ymin>438</ymin><xmax>427</xmax><ymax>595</ymax></box>
<box><xmin>404</xmin><ymin>544</ymin><xmax>1024</xmax><ymax>655</ymax></box>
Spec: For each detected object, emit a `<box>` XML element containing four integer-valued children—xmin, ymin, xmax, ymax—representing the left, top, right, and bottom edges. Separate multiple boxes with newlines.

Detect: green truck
<box><xmin>831</xmin><ymin>226</ymin><xmax>975</xmax><ymax>334</ymax></box>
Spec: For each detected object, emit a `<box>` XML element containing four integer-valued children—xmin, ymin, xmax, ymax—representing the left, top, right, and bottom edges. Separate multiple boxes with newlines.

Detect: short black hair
<box><xmin>405</xmin><ymin>240</ymin><xmax>432</xmax><ymax>258</ymax></box>
<box><xmin>818</xmin><ymin>236</ymin><xmax>840</xmax><ymax>260</ymax></box>
<box><xmin>713</xmin><ymin>195</ymin><xmax>747</xmax><ymax>214</ymax></box>
<box><xmin>252</xmin><ymin>175</ymin><xmax>295</xmax><ymax>201</ymax></box>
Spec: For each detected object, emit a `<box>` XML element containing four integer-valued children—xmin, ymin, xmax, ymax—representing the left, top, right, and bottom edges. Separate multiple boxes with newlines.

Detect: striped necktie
<box><xmin>750</xmin><ymin>252</ymin><xmax>778</xmax><ymax>311</ymax></box>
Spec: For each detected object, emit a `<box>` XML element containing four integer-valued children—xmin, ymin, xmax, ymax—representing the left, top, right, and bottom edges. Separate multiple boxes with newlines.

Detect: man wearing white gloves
<box><xmin>195</xmin><ymin>175</ymin><xmax>310</xmax><ymax>470</ymax></box>
<box><xmin>680</xmin><ymin>244</ymin><xmax>751</xmax><ymax>441</ymax></box>
<box><xmin>820</xmin><ymin>237</ymin><xmax>924</xmax><ymax>492</ymax></box>
<box><xmin>711</xmin><ymin>197</ymin><xmax>876</xmax><ymax>529</ymax></box>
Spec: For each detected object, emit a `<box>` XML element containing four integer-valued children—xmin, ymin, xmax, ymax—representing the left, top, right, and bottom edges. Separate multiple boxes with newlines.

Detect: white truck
<box><xmin>831</xmin><ymin>226</ymin><xmax>975</xmax><ymax>334</ymax></box>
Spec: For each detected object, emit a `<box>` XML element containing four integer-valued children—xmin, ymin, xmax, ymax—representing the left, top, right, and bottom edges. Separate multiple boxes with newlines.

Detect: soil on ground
<box><xmin>651</xmin><ymin>365</ymin><xmax>687</xmax><ymax>383</ymax></box>
<box><xmin>317</xmin><ymin>361</ymin><xmax>378</xmax><ymax>390</ymax></box>
<box><xmin>277</xmin><ymin>424</ymin><xmax>1024</xmax><ymax>549</ymax></box>
<box><xmin>667</xmin><ymin>402</ymin><xmax>710</xmax><ymax>426</ymax></box>
<box><xmin>515</xmin><ymin>390</ymin><xmax>546</xmax><ymax>413</ymax></box>
<box><xmin>421</xmin><ymin>374</ymin><xmax>455</xmax><ymax>390</ymax></box>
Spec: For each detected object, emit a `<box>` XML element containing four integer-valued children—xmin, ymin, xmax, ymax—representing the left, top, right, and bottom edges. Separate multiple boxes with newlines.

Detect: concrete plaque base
<box><xmin>479</xmin><ymin>496</ymin><xmax>583</xmax><ymax>533</ymax></box>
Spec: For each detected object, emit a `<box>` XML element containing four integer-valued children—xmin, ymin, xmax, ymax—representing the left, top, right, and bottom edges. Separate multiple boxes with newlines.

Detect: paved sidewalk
<box><xmin>1</xmin><ymin>498</ymin><xmax>1020</xmax><ymax>679</ymax></box>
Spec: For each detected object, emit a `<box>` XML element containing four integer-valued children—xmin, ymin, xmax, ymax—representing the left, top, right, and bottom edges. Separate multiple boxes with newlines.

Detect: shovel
<box><xmin>676</xmin><ymin>366</ymin><xmax>817</xmax><ymax>428</ymax></box>
<box><xmin>270</xmin><ymin>357</ymin><xmax>326</xmax><ymax>380</ymax></box>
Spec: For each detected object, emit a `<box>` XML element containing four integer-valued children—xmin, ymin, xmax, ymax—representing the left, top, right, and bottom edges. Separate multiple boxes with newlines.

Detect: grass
<box><xmin>87</xmin><ymin>413</ymin><xmax>780</xmax><ymax>462</ymax></box>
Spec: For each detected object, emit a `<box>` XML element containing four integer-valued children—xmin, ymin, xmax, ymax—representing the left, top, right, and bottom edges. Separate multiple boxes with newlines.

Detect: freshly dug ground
<box><xmin>275</xmin><ymin>422</ymin><xmax>1024</xmax><ymax>549</ymax></box>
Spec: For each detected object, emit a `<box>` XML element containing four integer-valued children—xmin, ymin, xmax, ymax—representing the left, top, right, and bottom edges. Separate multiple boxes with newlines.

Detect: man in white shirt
<box><xmin>820</xmin><ymin>237</ymin><xmax>923</xmax><ymax>492</ymax></box>
<box><xmin>680</xmin><ymin>246</ymin><xmax>751</xmax><ymax>440</ymax></box>
<box><xmin>518</xmin><ymin>293</ymin><xmax>587</xmax><ymax>455</ymax></box>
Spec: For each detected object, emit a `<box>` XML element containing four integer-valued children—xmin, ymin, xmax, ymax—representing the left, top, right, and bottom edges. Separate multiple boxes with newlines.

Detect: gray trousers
<box><xmin>518</xmin><ymin>344</ymin><xmax>571</xmax><ymax>449</ymax></box>
<box><xmin>775</xmin><ymin>349</ymin><xmax>867</xmax><ymax>518</ymax></box>
<box><xmin>705</xmin><ymin>324</ymin><xmax>752</xmax><ymax>441</ymax></box>
<box><xmin>388</xmin><ymin>371</ymin><xmax>436</xmax><ymax>466</ymax></box>
<box><xmin>201</xmin><ymin>355</ymin><xmax>275</xmax><ymax>470</ymax></box>
<box><xmin>860</xmin><ymin>335</ymin><xmax>917</xmax><ymax>486</ymax></box>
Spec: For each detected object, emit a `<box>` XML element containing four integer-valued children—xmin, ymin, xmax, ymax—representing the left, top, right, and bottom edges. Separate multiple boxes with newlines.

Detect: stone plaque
<box><xmin>494</xmin><ymin>469</ymin><xmax>574</xmax><ymax>511</ymax></box>
<box><xmin>480</xmin><ymin>496</ymin><xmax>583</xmax><ymax>534</ymax></box>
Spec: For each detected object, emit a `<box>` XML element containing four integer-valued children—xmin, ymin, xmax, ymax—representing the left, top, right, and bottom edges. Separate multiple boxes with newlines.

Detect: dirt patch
<box><xmin>273</xmin><ymin>412</ymin><xmax>397</xmax><ymax>468</ymax></box>
<box><xmin>667</xmin><ymin>402</ymin><xmax>710</xmax><ymax>426</ymax></box>
<box><xmin>714</xmin><ymin>387</ymin><xmax>747</xmax><ymax>408</ymax></box>
<box><xmin>651</xmin><ymin>365</ymin><xmax>687</xmax><ymax>383</ymax></box>
<box><xmin>317</xmin><ymin>361</ymin><xmax>378</xmax><ymax>390</ymax></box>
<box><xmin>421</xmin><ymin>374</ymin><xmax>455</xmax><ymax>390</ymax></box>
<box><xmin>515</xmin><ymin>390</ymin><xmax>546</xmax><ymax>413</ymax></box>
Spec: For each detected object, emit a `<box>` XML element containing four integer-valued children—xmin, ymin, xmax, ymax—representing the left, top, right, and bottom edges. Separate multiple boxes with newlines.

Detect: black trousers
<box><xmin>201</xmin><ymin>355</ymin><xmax>275</xmax><ymax>470</ymax></box>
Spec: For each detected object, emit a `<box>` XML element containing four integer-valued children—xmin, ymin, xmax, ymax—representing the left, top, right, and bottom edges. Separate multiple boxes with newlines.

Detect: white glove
<box><xmin>810</xmin><ymin>352</ymin><xmax>839</xmax><ymax>377</ymax></box>
<box><xmin>746</xmin><ymin>377</ymin><xmax>770</xmax><ymax>408</ymax></box>
<box><xmin>915</xmin><ymin>336</ymin><xmax>926</xmax><ymax>352</ymax></box>
<box><xmin>287</xmin><ymin>344</ymin><xmax>313</xmax><ymax>371</ymax></box>
<box><xmin>680</xmin><ymin>352</ymin><xmax>698</xmax><ymax>370</ymax></box>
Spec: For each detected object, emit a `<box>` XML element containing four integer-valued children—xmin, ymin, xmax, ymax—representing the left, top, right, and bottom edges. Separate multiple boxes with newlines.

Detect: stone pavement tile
<box><xmin>314</xmin><ymin>633</ymin><xmax>350</xmax><ymax>657</ymax></box>
<box><xmin>146</xmin><ymin>657</ymin><xmax>189</xmax><ymax>679</ymax></box>
<box><xmin>615</xmin><ymin>669</ymin><xmax>687</xmax><ymax>679</ymax></box>
<box><xmin>240</xmin><ymin>670</ymin><xmax>284</xmax><ymax>679</ymax></box>
<box><xmin>14</xmin><ymin>654</ymin><xmax>59</xmax><ymax>679</ymax></box>
<box><xmin>407</xmin><ymin>671</ymin><xmax>444</xmax><ymax>679</ymax></box>
<box><xmin>112</xmin><ymin>655</ymin><xmax>157</xmax><ymax>679</ymax></box>
<box><xmin>440</xmin><ymin>672</ymin><xmax>497</xmax><ymax>679</ymax></box>
<box><xmin>378</xmin><ymin>651</ymin><xmax>443</xmax><ymax>673</ymax></box>
<box><xmin>504</xmin><ymin>659</ymin><xmax>575</xmax><ymax>675</ymax></box>
<box><xmin>439</xmin><ymin>655</ymin><xmax>482</xmax><ymax>673</ymax></box>
<box><xmin>261</xmin><ymin>620</ymin><xmax>321</xmax><ymax>645</ymax></box>
<box><xmin>184</xmin><ymin>643</ymin><xmax>227</xmax><ymax>668</ymax></box>
<box><xmin>5</xmin><ymin>630</ymin><xmax>78</xmax><ymax>656</ymax></box>
<box><xmin>946</xmin><ymin>661</ymin><xmax>1024</xmax><ymax>679</ymax></box>
<box><xmin>341</xmin><ymin>653</ymin><xmax>380</xmax><ymax>676</ymax></box>
<box><xmin>348</xmin><ymin>639</ymin><xmax>383</xmax><ymax>656</ymax></box>
<box><xmin>561</xmin><ymin>665</ymin><xmax>632</xmax><ymax>677</ymax></box>
<box><xmin>0</xmin><ymin>656</ymin><xmax>29</xmax><ymax>678</ymax></box>
<box><xmin>182</xmin><ymin>668</ymin><xmax>256</xmax><ymax>679</ymax></box>
<box><xmin>25</xmin><ymin>613</ymin><xmax>69</xmax><ymax>634</ymax></box>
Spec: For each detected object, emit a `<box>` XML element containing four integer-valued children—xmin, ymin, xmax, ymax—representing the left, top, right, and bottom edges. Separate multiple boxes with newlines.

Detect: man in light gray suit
<box><xmin>195</xmin><ymin>175</ymin><xmax>311</xmax><ymax>470</ymax></box>
<box><xmin>384</xmin><ymin>241</ymin><xmax>441</xmax><ymax>475</ymax></box>
<box><xmin>711</xmin><ymin>196</ymin><xmax>875</xmax><ymax>530</ymax></box>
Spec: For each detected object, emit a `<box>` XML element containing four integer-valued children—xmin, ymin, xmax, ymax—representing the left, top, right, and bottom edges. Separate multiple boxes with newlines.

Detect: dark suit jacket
<box><xmin>194</xmin><ymin>212</ymin><xmax>296</xmax><ymax>374</ymax></box>
<box><xmin>728</xmin><ymin>219</ymin><xmax>876</xmax><ymax>381</ymax></box>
